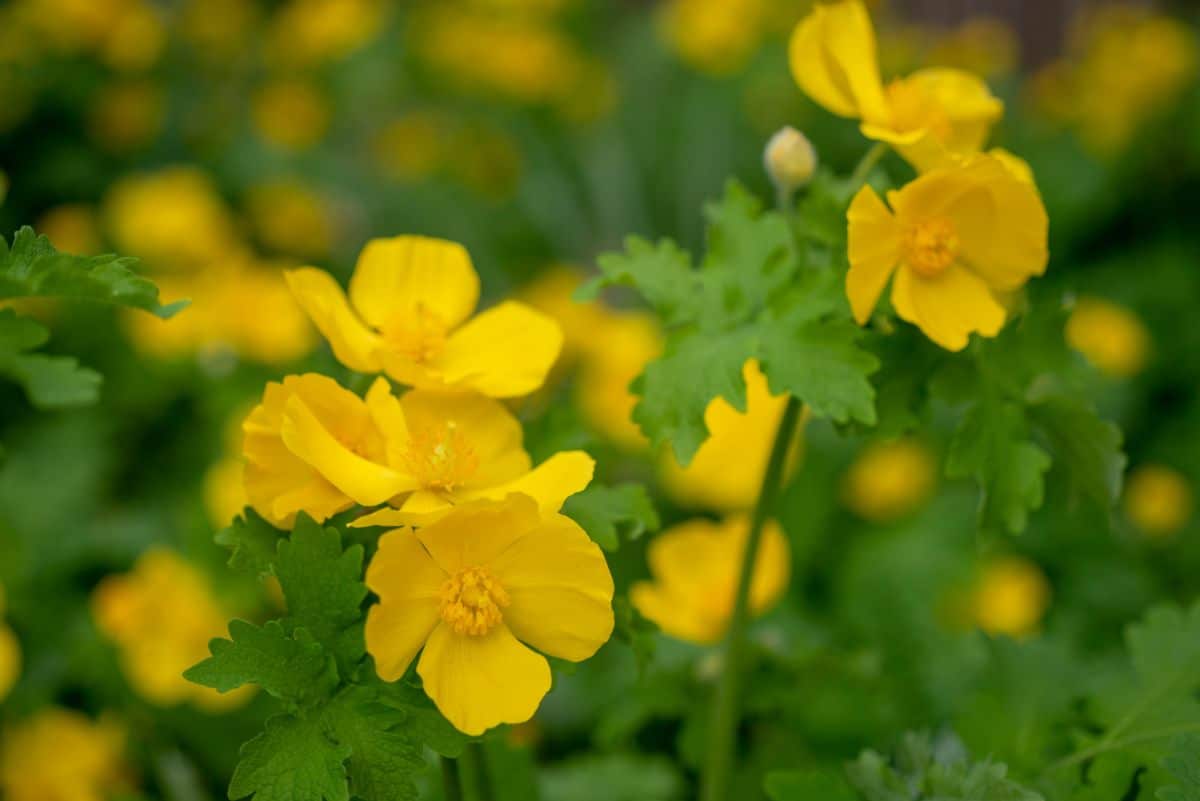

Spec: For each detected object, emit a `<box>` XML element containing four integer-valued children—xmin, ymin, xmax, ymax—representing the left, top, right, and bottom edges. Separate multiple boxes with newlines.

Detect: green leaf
<box><xmin>1160</xmin><ymin>735</ymin><xmax>1200</xmax><ymax>801</ymax></box>
<box><xmin>758</xmin><ymin>307</ymin><xmax>878</xmax><ymax>425</ymax></box>
<box><xmin>184</xmin><ymin>620</ymin><xmax>337</xmax><ymax>707</ymax></box>
<box><xmin>275</xmin><ymin>516</ymin><xmax>367</xmax><ymax>673</ymax></box>
<box><xmin>946</xmin><ymin>399</ymin><xmax>1051</xmax><ymax>535</ymax></box>
<box><xmin>633</xmin><ymin>328</ymin><xmax>755</xmax><ymax>464</ymax></box>
<box><xmin>0</xmin><ymin>226</ymin><xmax>184</xmax><ymax>317</ymax></box>
<box><xmin>216</xmin><ymin>509</ymin><xmax>284</xmax><ymax>577</ymax></box>
<box><xmin>562</xmin><ymin>483</ymin><xmax>660</xmax><ymax>551</ymax></box>
<box><xmin>0</xmin><ymin>309</ymin><xmax>101</xmax><ymax>408</ymax></box>
<box><xmin>374</xmin><ymin>680</ymin><xmax>470</xmax><ymax>758</ymax></box>
<box><xmin>228</xmin><ymin>714</ymin><xmax>350</xmax><ymax>801</ymax></box>
<box><xmin>538</xmin><ymin>754</ymin><xmax>685</xmax><ymax>801</ymax></box>
<box><xmin>612</xmin><ymin>596</ymin><xmax>658</xmax><ymax>674</ymax></box>
<box><xmin>1027</xmin><ymin>394</ymin><xmax>1125</xmax><ymax>511</ymax></box>
<box><xmin>582</xmin><ymin>236</ymin><xmax>705</xmax><ymax>327</ymax></box>
<box><xmin>323</xmin><ymin>688</ymin><xmax>425</xmax><ymax>801</ymax></box>
<box><xmin>764</xmin><ymin>770</ymin><xmax>856</xmax><ymax>801</ymax></box>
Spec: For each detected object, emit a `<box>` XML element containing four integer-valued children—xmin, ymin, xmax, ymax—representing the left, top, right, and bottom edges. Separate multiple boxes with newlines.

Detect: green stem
<box><xmin>466</xmin><ymin>742</ymin><xmax>496</xmax><ymax>801</ymax></box>
<box><xmin>699</xmin><ymin>395</ymin><xmax>803</xmax><ymax>801</ymax></box>
<box><xmin>440</xmin><ymin>756</ymin><xmax>464</xmax><ymax>801</ymax></box>
<box><xmin>848</xmin><ymin>142</ymin><xmax>888</xmax><ymax>190</ymax></box>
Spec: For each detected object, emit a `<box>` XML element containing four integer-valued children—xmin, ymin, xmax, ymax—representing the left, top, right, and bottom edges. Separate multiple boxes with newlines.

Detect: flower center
<box><xmin>903</xmin><ymin>218</ymin><xmax>959</xmax><ymax>277</ymax></box>
<box><xmin>400</xmin><ymin>422</ymin><xmax>479</xmax><ymax>491</ymax></box>
<box><xmin>440</xmin><ymin>566</ymin><xmax>509</xmax><ymax>636</ymax></box>
<box><xmin>380</xmin><ymin>304</ymin><xmax>447</xmax><ymax>364</ymax></box>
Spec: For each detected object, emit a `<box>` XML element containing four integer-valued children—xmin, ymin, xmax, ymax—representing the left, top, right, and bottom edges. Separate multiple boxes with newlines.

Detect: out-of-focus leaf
<box><xmin>562</xmin><ymin>483</ymin><xmax>660</xmax><ymax>551</ymax></box>
<box><xmin>1159</xmin><ymin>735</ymin><xmax>1200</xmax><ymax>801</ymax></box>
<box><xmin>538</xmin><ymin>754</ymin><xmax>685</xmax><ymax>801</ymax></box>
<box><xmin>765</xmin><ymin>770</ymin><xmax>856</xmax><ymax>801</ymax></box>
<box><xmin>0</xmin><ymin>309</ymin><xmax>101</xmax><ymax>408</ymax></box>
<box><xmin>215</xmin><ymin>509</ymin><xmax>283</xmax><ymax>577</ymax></box>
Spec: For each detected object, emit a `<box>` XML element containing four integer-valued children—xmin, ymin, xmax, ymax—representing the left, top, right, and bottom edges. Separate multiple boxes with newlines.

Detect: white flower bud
<box><xmin>763</xmin><ymin>126</ymin><xmax>817</xmax><ymax>195</ymax></box>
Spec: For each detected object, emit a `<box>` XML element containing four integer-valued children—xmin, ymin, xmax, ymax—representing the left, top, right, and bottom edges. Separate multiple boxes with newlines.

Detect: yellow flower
<box><xmin>1125</xmin><ymin>464</ymin><xmax>1193</xmax><ymax>538</ymax></box>
<box><xmin>659</xmin><ymin>0</ymin><xmax>771</xmax><ymax>76</ymax></box>
<box><xmin>245</xmin><ymin>178</ymin><xmax>334</xmax><ymax>260</ymax></box>
<box><xmin>103</xmin><ymin>166</ymin><xmax>239</xmax><ymax>269</ymax></box>
<box><xmin>99</xmin><ymin>1</ymin><xmax>165</xmax><ymax>72</ymax></box>
<box><xmin>252</xmin><ymin>79</ymin><xmax>330</xmax><ymax>152</ymax></box>
<box><xmin>372</xmin><ymin>112</ymin><xmax>448</xmax><ymax>182</ymax></box>
<box><xmin>365</xmin><ymin>495</ymin><xmax>614</xmax><ymax>735</ymax></box>
<box><xmin>660</xmin><ymin>359</ymin><xmax>796</xmax><ymax>511</ymax></box>
<box><xmin>0</xmin><ymin>708</ymin><xmax>131</xmax><ymax>801</ymax></box>
<box><xmin>348</xmin><ymin>388</ymin><xmax>594</xmax><ymax>526</ymax></box>
<box><xmin>179</xmin><ymin>0</ymin><xmax>260</xmax><ymax>60</ymax></box>
<box><xmin>242</xmin><ymin>374</ymin><xmax>407</xmax><ymax>528</ymax></box>
<box><xmin>841</xmin><ymin>438</ymin><xmax>936</xmax><ymax>522</ymax></box>
<box><xmin>287</xmin><ymin>236</ymin><xmax>562</xmax><ymax>398</ymax></box>
<box><xmin>264</xmin><ymin>0</ymin><xmax>385</xmax><ymax>69</ymax></box>
<box><xmin>518</xmin><ymin>266</ymin><xmax>610</xmax><ymax>366</ymax></box>
<box><xmin>92</xmin><ymin>549</ymin><xmax>253</xmax><ymax>710</ymax></box>
<box><xmin>575</xmin><ymin>312</ymin><xmax>662</xmax><ymax>451</ymax></box>
<box><xmin>789</xmin><ymin>0</ymin><xmax>1002</xmax><ymax>171</ymax></box>
<box><xmin>927</xmin><ymin>18</ymin><xmax>1019</xmax><ymax>79</ymax></box>
<box><xmin>971</xmin><ymin>556</ymin><xmax>1050</xmax><ymax>638</ymax></box>
<box><xmin>1065</xmin><ymin>297</ymin><xmax>1150</xmax><ymax>379</ymax></box>
<box><xmin>631</xmin><ymin>515</ymin><xmax>790</xmax><ymax>645</ymax></box>
<box><xmin>125</xmin><ymin>257</ymin><xmax>315</xmax><ymax>364</ymax></box>
<box><xmin>35</xmin><ymin>203</ymin><xmax>102</xmax><ymax>255</ymax></box>
<box><xmin>846</xmin><ymin>152</ymin><xmax>1048</xmax><ymax>351</ymax></box>
<box><xmin>205</xmin><ymin>455</ymin><xmax>247</xmax><ymax>529</ymax></box>
<box><xmin>0</xmin><ymin>583</ymin><xmax>19</xmax><ymax>702</ymax></box>
<box><xmin>88</xmin><ymin>79</ymin><xmax>165</xmax><ymax>153</ymax></box>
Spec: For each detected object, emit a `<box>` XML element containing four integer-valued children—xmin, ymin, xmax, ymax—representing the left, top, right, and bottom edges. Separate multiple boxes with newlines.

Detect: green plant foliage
<box><xmin>0</xmin><ymin>309</ymin><xmax>102</xmax><ymax>408</ymax></box>
<box><xmin>562</xmin><ymin>482</ymin><xmax>661</xmax><ymax>551</ymax></box>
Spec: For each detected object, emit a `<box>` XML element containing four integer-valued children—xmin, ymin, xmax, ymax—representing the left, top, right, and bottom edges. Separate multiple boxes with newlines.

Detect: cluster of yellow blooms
<box><xmin>90</xmin><ymin>549</ymin><xmax>254</xmax><ymax>710</ymax></box>
<box><xmin>244</xmin><ymin>235</ymin><xmax>614</xmax><ymax>735</ymax></box>
<box><xmin>790</xmin><ymin>0</ymin><xmax>1048</xmax><ymax>352</ymax></box>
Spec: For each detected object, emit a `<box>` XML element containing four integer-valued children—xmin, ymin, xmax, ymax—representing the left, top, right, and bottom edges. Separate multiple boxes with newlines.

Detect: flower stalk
<box><xmin>699</xmin><ymin>394</ymin><xmax>803</xmax><ymax>801</ymax></box>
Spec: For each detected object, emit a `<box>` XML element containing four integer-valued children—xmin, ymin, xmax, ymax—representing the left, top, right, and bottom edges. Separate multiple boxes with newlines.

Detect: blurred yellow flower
<box><xmin>0</xmin><ymin>583</ymin><xmax>19</xmax><ymax>702</ymax></box>
<box><xmin>0</xmin><ymin>708</ymin><xmax>131</xmax><ymax>801</ymax></box>
<box><xmin>180</xmin><ymin>0</ymin><xmax>260</xmax><ymax>60</ymax></box>
<box><xmin>365</xmin><ymin>495</ymin><xmax>614</xmax><ymax>735</ymax></box>
<box><xmin>16</xmin><ymin>0</ymin><xmax>157</xmax><ymax>65</ymax></box>
<box><xmin>971</xmin><ymin>556</ymin><xmax>1050</xmax><ymax>638</ymax></box>
<box><xmin>659</xmin><ymin>0</ymin><xmax>771</xmax><ymax>76</ymax></box>
<box><xmin>576</xmin><ymin>312</ymin><xmax>662</xmax><ymax>451</ymax></box>
<box><xmin>842</xmin><ymin>438</ymin><xmax>936</xmax><ymax>522</ymax></box>
<box><xmin>846</xmin><ymin>152</ymin><xmax>1048</xmax><ymax>350</ymax></box>
<box><xmin>125</xmin><ymin>257</ymin><xmax>315</xmax><ymax>364</ymax></box>
<box><xmin>416</xmin><ymin>9</ymin><xmax>587</xmax><ymax>105</ymax></box>
<box><xmin>243</xmin><ymin>374</ymin><xmax>407</xmax><ymax>528</ymax></box>
<box><xmin>661</xmin><ymin>359</ymin><xmax>796</xmax><ymax>511</ymax></box>
<box><xmin>252</xmin><ymin>79</ymin><xmax>331</xmax><ymax>152</ymax></box>
<box><xmin>1065</xmin><ymin>297</ymin><xmax>1150</xmax><ymax>378</ymax></box>
<box><xmin>205</xmin><ymin>455</ymin><xmax>247</xmax><ymax>530</ymax></box>
<box><xmin>372</xmin><ymin>112</ymin><xmax>448</xmax><ymax>182</ymax></box>
<box><xmin>88</xmin><ymin>79</ymin><xmax>165</xmax><ymax>153</ymax></box>
<box><xmin>927</xmin><ymin>18</ymin><xmax>1019</xmax><ymax>79</ymax></box>
<box><xmin>1035</xmin><ymin>7</ymin><xmax>1198</xmax><ymax>156</ymax></box>
<box><xmin>245</xmin><ymin>178</ymin><xmax>334</xmax><ymax>260</ymax></box>
<box><xmin>104</xmin><ymin>166</ymin><xmax>239</xmax><ymax>270</ymax></box>
<box><xmin>631</xmin><ymin>515</ymin><xmax>790</xmax><ymax>644</ymax></box>
<box><xmin>35</xmin><ymin>203</ymin><xmax>102</xmax><ymax>255</ymax></box>
<box><xmin>789</xmin><ymin>0</ymin><xmax>1002</xmax><ymax>171</ymax></box>
<box><xmin>1125</xmin><ymin>464</ymin><xmax>1193</xmax><ymax>538</ymax></box>
<box><xmin>99</xmin><ymin>1</ymin><xmax>165</xmax><ymax>72</ymax></box>
<box><xmin>92</xmin><ymin>549</ymin><xmax>253</xmax><ymax>710</ymax></box>
<box><xmin>518</xmin><ymin>266</ymin><xmax>610</xmax><ymax>366</ymax></box>
<box><xmin>287</xmin><ymin>236</ymin><xmax>562</xmax><ymax>398</ymax></box>
<box><xmin>265</xmin><ymin>0</ymin><xmax>385</xmax><ymax>68</ymax></box>
<box><xmin>350</xmin><ymin>388</ymin><xmax>593</xmax><ymax>526</ymax></box>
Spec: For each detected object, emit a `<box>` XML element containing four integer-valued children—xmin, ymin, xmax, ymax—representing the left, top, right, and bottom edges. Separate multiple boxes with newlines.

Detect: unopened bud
<box><xmin>764</xmin><ymin>126</ymin><xmax>817</xmax><ymax>195</ymax></box>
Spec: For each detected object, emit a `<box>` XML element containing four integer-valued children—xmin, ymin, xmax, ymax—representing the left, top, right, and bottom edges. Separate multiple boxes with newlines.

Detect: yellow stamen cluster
<box><xmin>903</xmin><ymin>218</ymin><xmax>959</xmax><ymax>277</ymax></box>
<box><xmin>402</xmin><ymin>422</ymin><xmax>479</xmax><ymax>491</ymax></box>
<box><xmin>440</xmin><ymin>566</ymin><xmax>509</xmax><ymax>636</ymax></box>
<box><xmin>381</xmin><ymin>304</ymin><xmax>448</xmax><ymax>363</ymax></box>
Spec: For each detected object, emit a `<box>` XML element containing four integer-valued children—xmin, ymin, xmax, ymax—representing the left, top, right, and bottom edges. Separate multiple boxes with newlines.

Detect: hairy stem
<box><xmin>699</xmin><ymin>395</ymin><xmax>803</xmax><ymax>801</ymax></box>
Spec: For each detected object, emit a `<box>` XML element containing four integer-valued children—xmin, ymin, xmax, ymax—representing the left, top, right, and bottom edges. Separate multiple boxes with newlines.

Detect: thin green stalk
<box><xmin>440</xmin><ymin>756</ymin><xmax>464</xmax><ymax>801</ymax></box>
<box><xmin>699</xmin><ymin>395</ymin><xmax>803</xmax><ymax>801</ymax></box>
<box><xmin>848</xmin><ymin>141</ymin><xmax>888</xmax><ymax>190</ymax></box>
<box><xmin>466</xmin><ymin>741</ymin><xmax>496</xmax><ymax>801</ymax></box>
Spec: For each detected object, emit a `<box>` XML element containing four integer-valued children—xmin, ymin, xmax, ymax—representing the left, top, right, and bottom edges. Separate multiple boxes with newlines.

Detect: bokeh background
<box><xmin>0</xmin><ymin>1</ymin><xmax>1198</xmax><ymax>799</ymax></box>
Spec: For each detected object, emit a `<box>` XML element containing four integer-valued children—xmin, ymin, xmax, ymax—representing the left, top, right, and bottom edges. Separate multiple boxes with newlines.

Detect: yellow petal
<box><xmin>415</xmin><ymin>495</ymin><xmax>542</xmax><ymax>575</ymax></box>
<box><xmin>0</xmin><ymin>623</ymin><xmax>19</xmax><ymax>702</ymax></box>
<box><xmin>280</xmin><ymin>395</ymin><xmax>414</xmax><ymax>506</ymax></box>
<box><xmin>364</xmin><ymin>528</ymin><xmax>446</xmax><ymax>680</ymax></box>
<box><xmin>284</xmin><ymin>267</ymin><xmax>383</xmax><ymax>372</ymax></box>
<box><xmin>788</xmin><ymin>0</ymin><xmax>888</xmax><ymax>123</ymax></box>
<box><xmin>846</xmin><ymin>185</ymin><xmax>902</xmax><ymax>324</ymax></box>
<box><xmin>400</xmin><ymin>390</ymin><xmax>530</xmax><ymax>487</ymax></box>
<box><xmin>891</xmin><ymin>263</ymin><xmax>1006</xmax><ymax>351</ymax></box>
<box><xmin>350</xmin><ymin>507</ymin><xmax>416</xmax><ymax>528</ymax></box>
<box><xmin>630</xmin><ymin>581</ymin><xmax>723</xmax><ymax>644</ymax></box>
<box><xmin>364</xmin><ymin>376</ymin><xmax>411</xmax><ymax>458</ymax></box>
<box><xmin>436</xmin><ymin>301</ymin><xmax>563</xmax><ymax>398</ymax></box>
<box><xmin>348</xmin><ymin>236</ymin><xmax>479</xmax><ymax>331</ymax></box>
<box><xmin>456</xmin><ymin>451</ymin><xmax>594</xmax><ymax>514</ymax></box>
<box><xmin>417</xmin><ymin>621</ymin><xmax>551</xmax><ymax>736</ymax></box>
<box><xmin>488</xmin><ymin>514</ymin><xmax>614</xmax><ymax>662</ymax></box>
